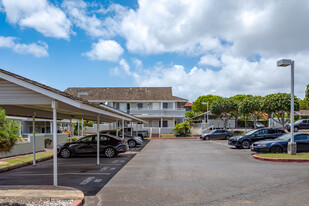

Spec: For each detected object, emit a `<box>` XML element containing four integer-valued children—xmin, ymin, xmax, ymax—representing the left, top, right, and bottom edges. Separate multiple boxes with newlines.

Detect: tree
<box><xmin>0</xmin><ymin>107</ymin><xmax>20</xmax><ymax>153</ymax></box>
<box><xmin>305</xmin><ymin>84</ymin><xmax>309</xmax><ymax>101</ymax></box>
<box><xmin>173</xmin><ymin>121</ymin><xmax>190</xmax><ymax>136</ymax></box>
<box><xmin>185</xmin><ymin>110</ymin><xmax>196</xmax><ymax>120</ymax></box>
<box><xmin>211</xmin><ymin>98</ymin><xmax>238</xmax><ymax>129</ymax></box>
<box><xmin>229</xmin><ymin>94</ymin><xmax>253</xmax><ymax>126</ymax></box>
<box><xmin>239</xmin><ymin>96</ymin><xmax>263</xmax><ymax>128</ymax></box>
<box><xmin>300</xmin><ymin>99</ymin><xmax>309</xmax><ymax>110</ymax></box>
<box><xmin>192</xmin><ymin>95</ymin><xmax>223</xmax><ymax>114</ymax></box>
<box><xmin>262</xmin><ymin>93</ymin><xmax>300</xmax><ymax>129</ymax></box>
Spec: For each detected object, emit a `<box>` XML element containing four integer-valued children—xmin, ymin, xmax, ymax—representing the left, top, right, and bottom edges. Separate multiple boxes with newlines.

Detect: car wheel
<box><xmin>60</xmin><ymin>148</ymin><xmax>71</xmax><ymax>158</ymax></box>
<box><xmin>270</xmin><ymin>146</ymin><xmax>283</xmax><ymax>153</ymax></box>
<box><xmin>205</xmin><ymin>136</ymin><xmax>210</xmax><ymax>140</ymax></box>
<box><xmin>128</xmin><ymin>140</ymin><xmax>137</xmax><ymax>148</ymax></box>
<box><xmin>294</xmin><ymin>127</ymin><xmax>299</xmax><ymax>132</ymax></box>
<box><xmin>104</xmin><ymin>147</ymin><xmax>116</xmax><ymax>158</ymax></box>
<box><xmin>241</xmin><ymin>140</ymin><xmax>251</xmax><ymax>149</ymax></box>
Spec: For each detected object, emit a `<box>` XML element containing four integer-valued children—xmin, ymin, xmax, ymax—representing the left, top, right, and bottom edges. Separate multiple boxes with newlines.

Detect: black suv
<box><xmin>286</xmin><ymin>119</ymin><xmax>309</xmax><ymax>132</ymax></box>
<box><xmin>228</xmin><ymin>128</ymin><xmax>286</xmax><ymax>149</ymax></box>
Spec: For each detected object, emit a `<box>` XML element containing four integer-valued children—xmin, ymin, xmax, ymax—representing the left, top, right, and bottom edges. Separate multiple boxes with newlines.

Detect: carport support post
<box><xmin>32</xmin><ymin>114</ymin><xmax>36</xmax><ymax>166</ymax></box>
<box><xmin>131</xmin><ymin>122</ymin><xmax>133</xmax><ymax>136</ymax></box>
<box><xmin>69</xmin><ymin>119</ymin><xmax>72</xmax><ymax>142</ymax></box>
<box><xmin>52</xmin><ymin>100</ymin><xmax>58</xmax><ymax>186</ymax></box>
<box><xmin>77</xmin><ymin>120</ymin><xmax>80</xmax><ymax>138</ymax></box>
<box><xmin>97</xmin><ymin>115</ymin><xmax>100</xmax><ymax>166</ymax></box>
<box><xmin>81</xmin><ymin>118</ymin><xmax>84</xmax><ymax>137</ymax></box>
<box><xmin>122</xmin><ymin>119</ymin><xmax>124</xmax><ymax>140</ymax></box>
<box><xmin>116</xmin><ymin>120</ymin><xmax>118</xmax><ymax>137</ymax></box>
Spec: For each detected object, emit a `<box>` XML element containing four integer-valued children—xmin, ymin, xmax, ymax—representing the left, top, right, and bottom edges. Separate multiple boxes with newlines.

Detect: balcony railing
<box><xmin>129</xmin><ymin>109</ymin><xmax>186</xmax><ymax>117</ymax></box>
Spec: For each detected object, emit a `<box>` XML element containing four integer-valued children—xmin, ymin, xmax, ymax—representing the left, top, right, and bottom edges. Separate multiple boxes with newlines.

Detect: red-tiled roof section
<box><xmin>65</xmin><ymin>87</ymin><xmax>188</xmax><ymax>102</ymax></box>
<box><xmin>184</xmin><ymin>102</ymin><xmax>192</xmax><ymax>107</ymax></box>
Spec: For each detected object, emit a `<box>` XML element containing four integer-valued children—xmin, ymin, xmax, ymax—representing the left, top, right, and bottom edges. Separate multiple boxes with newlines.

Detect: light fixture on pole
<box><xmin>277</xmin><ymin>59</ymin><xmax>296</xmax><ymax>155</ymax></box>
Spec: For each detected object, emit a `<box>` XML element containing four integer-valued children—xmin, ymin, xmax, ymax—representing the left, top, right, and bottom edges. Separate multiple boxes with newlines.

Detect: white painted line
<box><xmin>13</xmin><ymin>173</ymin><xmax>111</xmax><ymax>176</ymax></box>
<box><xmin>120</xmin><ymin>160</ymin><xmax>125</xmax><ymax>163</ymax></box>
<box><xmin>110</xmin><ymin>168</ymin><xmax>116</xmax><ymax>171</ymax></box>
<box><xmin>100</xmin><ymin>167</ymin><xmax>109</xmax><ymax>171</ymax></box>
<box><xmin>80</xmin><ymin>177</ymin><xmax>95</xmax><ymax>185</ymax></box>
<box><xmin>112</xmin><ymin>160</ymin><xmax>119</xmax><ymax>163</ymax></box>
<box><xmin>94</xmin><ymin>179</ymin><xmax>102</xmax><ymax>183</ymax></box>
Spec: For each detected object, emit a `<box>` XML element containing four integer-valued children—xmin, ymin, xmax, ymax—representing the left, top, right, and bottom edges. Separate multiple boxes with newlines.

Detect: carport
<box><xmin>0</xmin><ymin>69</ymin><xmax>144</xmax><ymax>186</ymax></box>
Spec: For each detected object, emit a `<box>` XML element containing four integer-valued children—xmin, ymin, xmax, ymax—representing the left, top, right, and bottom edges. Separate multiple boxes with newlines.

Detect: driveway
<box><xmin>0</xmin><ymin>142</ymin><xmax>149</xmax><ymax>196</ymax></box>
<box><xmin>88</xmin><ymin>139</ymin><xmax>309</xmax><ymax>206</ymax></box>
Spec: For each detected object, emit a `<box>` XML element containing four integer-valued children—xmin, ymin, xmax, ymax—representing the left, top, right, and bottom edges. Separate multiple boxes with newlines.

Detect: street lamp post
<box><xmin>202</xmin><ymin>102</ymin><xmax>209</xmax><ymax>129</ymax></box>
<box><xmin>277</xmin><ymin>59</ymin><xmax>296</xmax><ymax>155</ymax></box>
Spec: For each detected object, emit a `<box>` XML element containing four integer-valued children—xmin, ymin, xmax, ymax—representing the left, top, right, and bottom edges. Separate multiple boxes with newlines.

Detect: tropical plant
<box><xmin>229</xmin><ymin>94</ymin><xmax>253</xmax><ymax>126</ymax></box>
<box><xmin>211</xmin><ymin>98</ymin><xmax>238</xmax><ymax>129</ymax></box>
<box><xmin>0</xmin><ymin>107</ymin><xmax>20</xmax><ymax>153</ymax></box>
<box><xmin>173</xmin><ymin>121</ymin><xmax>190</xmax><ymax>135</ymax></box>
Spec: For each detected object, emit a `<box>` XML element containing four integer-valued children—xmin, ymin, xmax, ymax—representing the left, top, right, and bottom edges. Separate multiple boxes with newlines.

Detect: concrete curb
<box><xmin>253</xmin><ymin>154</ymin><xmax>309</xmax><ymax>163</ymax></box>
<box><xmin>0</xmin><ymin>155</ymin><xmax>53</xmax><ymax>173</ymax></box>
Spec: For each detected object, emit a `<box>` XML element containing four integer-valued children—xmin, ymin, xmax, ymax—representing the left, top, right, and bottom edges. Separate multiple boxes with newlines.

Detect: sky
<box><xmin>0</xmin><ymin>0</ymin><xmax>309</xmax><ymax>102</ymax></box>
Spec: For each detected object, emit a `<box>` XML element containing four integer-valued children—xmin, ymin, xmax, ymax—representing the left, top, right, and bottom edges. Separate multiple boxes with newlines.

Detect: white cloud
<box><xmin>132</xmin><ymin>53</ymin><xmax>309</xmax><ymax>101</ymax></box>
<box><xmin>83</xmin><ymin>39</ymin><xmax>124</xmax><ymax>61</ymax></box>
<box><xmin>0</xmin><ymin>36</ymin><xmax>48</xmax><ymax>57</ymax></box>
<box><xmin>118</xmin><ymin>0</ymin><xmax>309</xmax><ymax>57</ymax></box>
<box><xmin>62</xmin><ymin>0</ymin><xmax>128</xmax><ymax>38</ymax></box>
<box><xmin>198</xmin><ymin>55</ymin><xmax>221</xmax><ymax>67</ymax></box>
<box><xmin>2</xmin><ymin>0</ymin><xmax>72</xmax><ymax>39</ymax></box>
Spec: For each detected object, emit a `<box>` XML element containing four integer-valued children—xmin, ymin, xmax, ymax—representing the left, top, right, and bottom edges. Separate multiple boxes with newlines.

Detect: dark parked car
<box><xmin>124</xmin><ymin>128</ymin><xmax>149</xmax><ymax>140</ymax></box>
<box><xmin>251</xmin><ymin>133</ymin><xmax>309</xmax><ymax>153</ymax></box>
<box><xmin>200</xmin><ymin>129</ymin><xmax>234</xmax><ymax>140</ymax></box>
<box><xmin>286</xmin><ymin>119</ymin><xmax>309</xmax><ymax>132</ymax></box>
<box><xmin>57</xmin><ymin>134</ymin><xmax>127</xmax><ymax>158</ymax></box>
<box><xmin>101</xmin><ymin>130</ymin><xmax>143</xmax><ymax>148</ymax></box>
<box><xmin>228</xmin><ymin>128</ymin><xmax>286</xmax><ymax>149</ymax></box>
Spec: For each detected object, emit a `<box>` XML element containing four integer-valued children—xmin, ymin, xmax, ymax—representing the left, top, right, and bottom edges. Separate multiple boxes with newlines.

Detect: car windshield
<box><xmin>275</xmin><ymin>133</ymin><xmax>291</xmax><ymax>141</ymax></box>
<box><xmin>244</xmin><ymin>129</ymin><xmax>259</xmax><ymax>136</ymax></box>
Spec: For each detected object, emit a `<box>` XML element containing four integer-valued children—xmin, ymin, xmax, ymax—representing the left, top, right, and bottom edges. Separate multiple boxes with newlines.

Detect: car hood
<box><xmin>254</xmin><ymin>139</ymin><xmax>287</xmax><ymax>145</ymax></box>
<box><xmin>229</xmin><ymin>135</ymin><xmax>244</xmax><ymax>141</ymax></box>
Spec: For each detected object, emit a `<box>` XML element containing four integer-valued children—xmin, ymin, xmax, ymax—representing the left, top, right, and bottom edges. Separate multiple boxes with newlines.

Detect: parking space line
<box><xmin>100</xmin><ymin>167</ymin><xmax>109</xmax><ymax>171</ymax></box>
<box><xmin>11</xmin><ymin>173</ymin><xmax>111</xmax><ymax>176</ymax></box>
<box><xmin>112</xmin><ymin>160</ymin><xmax>119</xmax><ymax>163</ymax></box>
<box><xmin>80</xmin><ymin>177</ymin><xmax>95</xmax><ymax>185</ymax></box>
<box><xmin>110</xmin><ymin>168</ymin><xmax>116</xmax><ymax>171</ymax></box>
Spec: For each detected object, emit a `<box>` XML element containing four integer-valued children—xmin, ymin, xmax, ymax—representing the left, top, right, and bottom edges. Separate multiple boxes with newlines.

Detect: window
<box><xmin>257</xmin><ymin>129</ymin><xmax>267</xmax><ymax>135</ymax></box>
<box><xmin>267</xmin><ymin>129</ymin><xmax>276</xmax><ymax>134</ymax></box>
<box><xmin>138</xmin><ymin>103</ymin><xmax>143</xmax><ymax>109</ymax></box>
<box><xmin>295</xmin><ymin>135</ymin><xmax>308</xmax><ymax>141</ymax></box>
<box><xmin>80</xmin><ymin>136</ymin><xmax>93</xmax><ymax>142</ymax></box>
<box><xmin>163</xmin><ymin>103</ymin><xmax>168</xmax><ymax>109</ymax></box>
<box><xmin>303</xmin><ymin>120</ymin><xmax>309</xmax><ymax>124</ymax></box>
<box><xmin>163</xmin><ymin>121</ymin><xmax>168</xmax><ymax>127</ymax></box>
<box><xmin>115</xmin><ymin>103</ymin><xmax>120</xmax><ymax>109</ymax></box>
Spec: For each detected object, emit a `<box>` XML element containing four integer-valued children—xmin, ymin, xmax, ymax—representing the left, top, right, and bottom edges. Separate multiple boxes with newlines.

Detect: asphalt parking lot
<box><xmin>90</xmin><ymin>139</ymin><xmax>309</xmax><ymax>206</ymax></box>
<box><xmin>0</xmin><ymin>141</ymin><xmax>149</xmax><ymax>196</ymax></box>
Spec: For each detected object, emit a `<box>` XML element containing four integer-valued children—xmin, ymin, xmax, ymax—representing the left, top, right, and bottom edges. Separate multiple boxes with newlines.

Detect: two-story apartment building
<box><xmin>65</xmin><ymin>87</ymin><xmax>188</xmax><ymax>134</ymax></box>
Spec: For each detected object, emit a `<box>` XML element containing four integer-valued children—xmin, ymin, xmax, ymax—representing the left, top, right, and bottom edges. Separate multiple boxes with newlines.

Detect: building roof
<box><xmin>296</xmin><ymin>110</ymin><xmax>309</xmax><ymax>117</ymax></box>
<box><xmin>0</xmin><ymin>68</ymin><xmax>145</xmax><ymax>122</ymax></box>
<box><xmin>65</xmin><ymin>87</ymin><xmax>188</xmax><ymax>102</ymax></box>
<box><xmin>184</xmin><ymin>102</ymin><xmax>193</xmax><ymax>107</ymax></box>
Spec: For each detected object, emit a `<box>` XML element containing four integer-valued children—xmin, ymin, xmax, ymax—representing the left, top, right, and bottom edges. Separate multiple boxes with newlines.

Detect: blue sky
<box><xmin>0</xmin><ymin>0</ymin><xmax>309</xmax><ymax>101</ymax></box>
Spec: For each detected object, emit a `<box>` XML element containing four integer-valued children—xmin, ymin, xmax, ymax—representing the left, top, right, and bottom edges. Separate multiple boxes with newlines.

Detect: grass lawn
<box><xmin>0</xmin><ymin>152</ymin><xmax>53</xmax><ymax>169</ymax></box>
<box><xmin>256</xmin><ymin>153</ymin><xmax>309</xmax><ymax>159</ymax></box>
<box><xmin>160</xmin><ymin>134</ymin><xmax>176</xmax><ymax>138</ymax></box>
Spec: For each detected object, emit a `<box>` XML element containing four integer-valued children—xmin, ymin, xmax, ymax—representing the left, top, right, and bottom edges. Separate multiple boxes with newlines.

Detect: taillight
<box><xmin>147</xmin><ymin>132</ymin><xmax>149</xmax><ymax>134</ymax></box>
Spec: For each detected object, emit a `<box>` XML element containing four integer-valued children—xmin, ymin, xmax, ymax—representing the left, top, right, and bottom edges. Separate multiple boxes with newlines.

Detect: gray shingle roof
<box><xmin>65</xmin><ymin>87</ymin><xmax>188</xmax><ymax>102</ymax></box>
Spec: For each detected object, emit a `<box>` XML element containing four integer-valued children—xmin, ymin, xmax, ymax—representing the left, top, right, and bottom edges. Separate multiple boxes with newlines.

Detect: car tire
<box><xmin>270</xmin><ymin>146</ymin><xmax>283</xmax><ymax>153</ymax></box>
<box><xmin>60</xmin><ymin>148</ymin><xmax>71</xmax><ymax>158</ymax></box>
<box><xmin>128</xmin><ymin>140</ymin><xmax>137</xmax><ymax>148</ymax></box>
<box><xmin>241</xmin><ymin>140</ymin><xmax>251</xmax><ymax>149</ymax></box>
<box><xmin>205</xmin><ymin>136</ymin><xmax>210</xmax><ymax>140</ymax></box>
<box><xmin>294</xmin><ymin>127</ymin><xmax>299</xmax><ymax>132</ymax></box>
<box><xmin>104</xmin><ymin>147</ymin><xmax>116</xmax><ymax>158</ymax></box>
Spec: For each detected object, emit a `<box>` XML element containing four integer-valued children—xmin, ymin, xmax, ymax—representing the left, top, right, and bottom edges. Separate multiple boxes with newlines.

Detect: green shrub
<box><xmin>0</xmin><ymin>108</ymin><xmax>20</xmax><ymax>153</ymax></box>
<box><xmin>173</xmin><ymin>121</ymin><xmax>190</xmax><ymax>136</ymax></box>
<box><xmin>68</xmin><ymin>137</ymin><xmax>77</xmax><ymax>142</ymax></box>
<box><xmin>44</xmin><ymin>137</ymin><xmax>52</xmax><ymax>148</ymax></box>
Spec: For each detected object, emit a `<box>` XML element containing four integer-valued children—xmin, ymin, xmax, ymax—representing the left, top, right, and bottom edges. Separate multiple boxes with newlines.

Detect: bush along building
<box><xmin>65</xmin><ymin>87</ymin><xmax>188</xmax><ymax>134</ymax></box>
